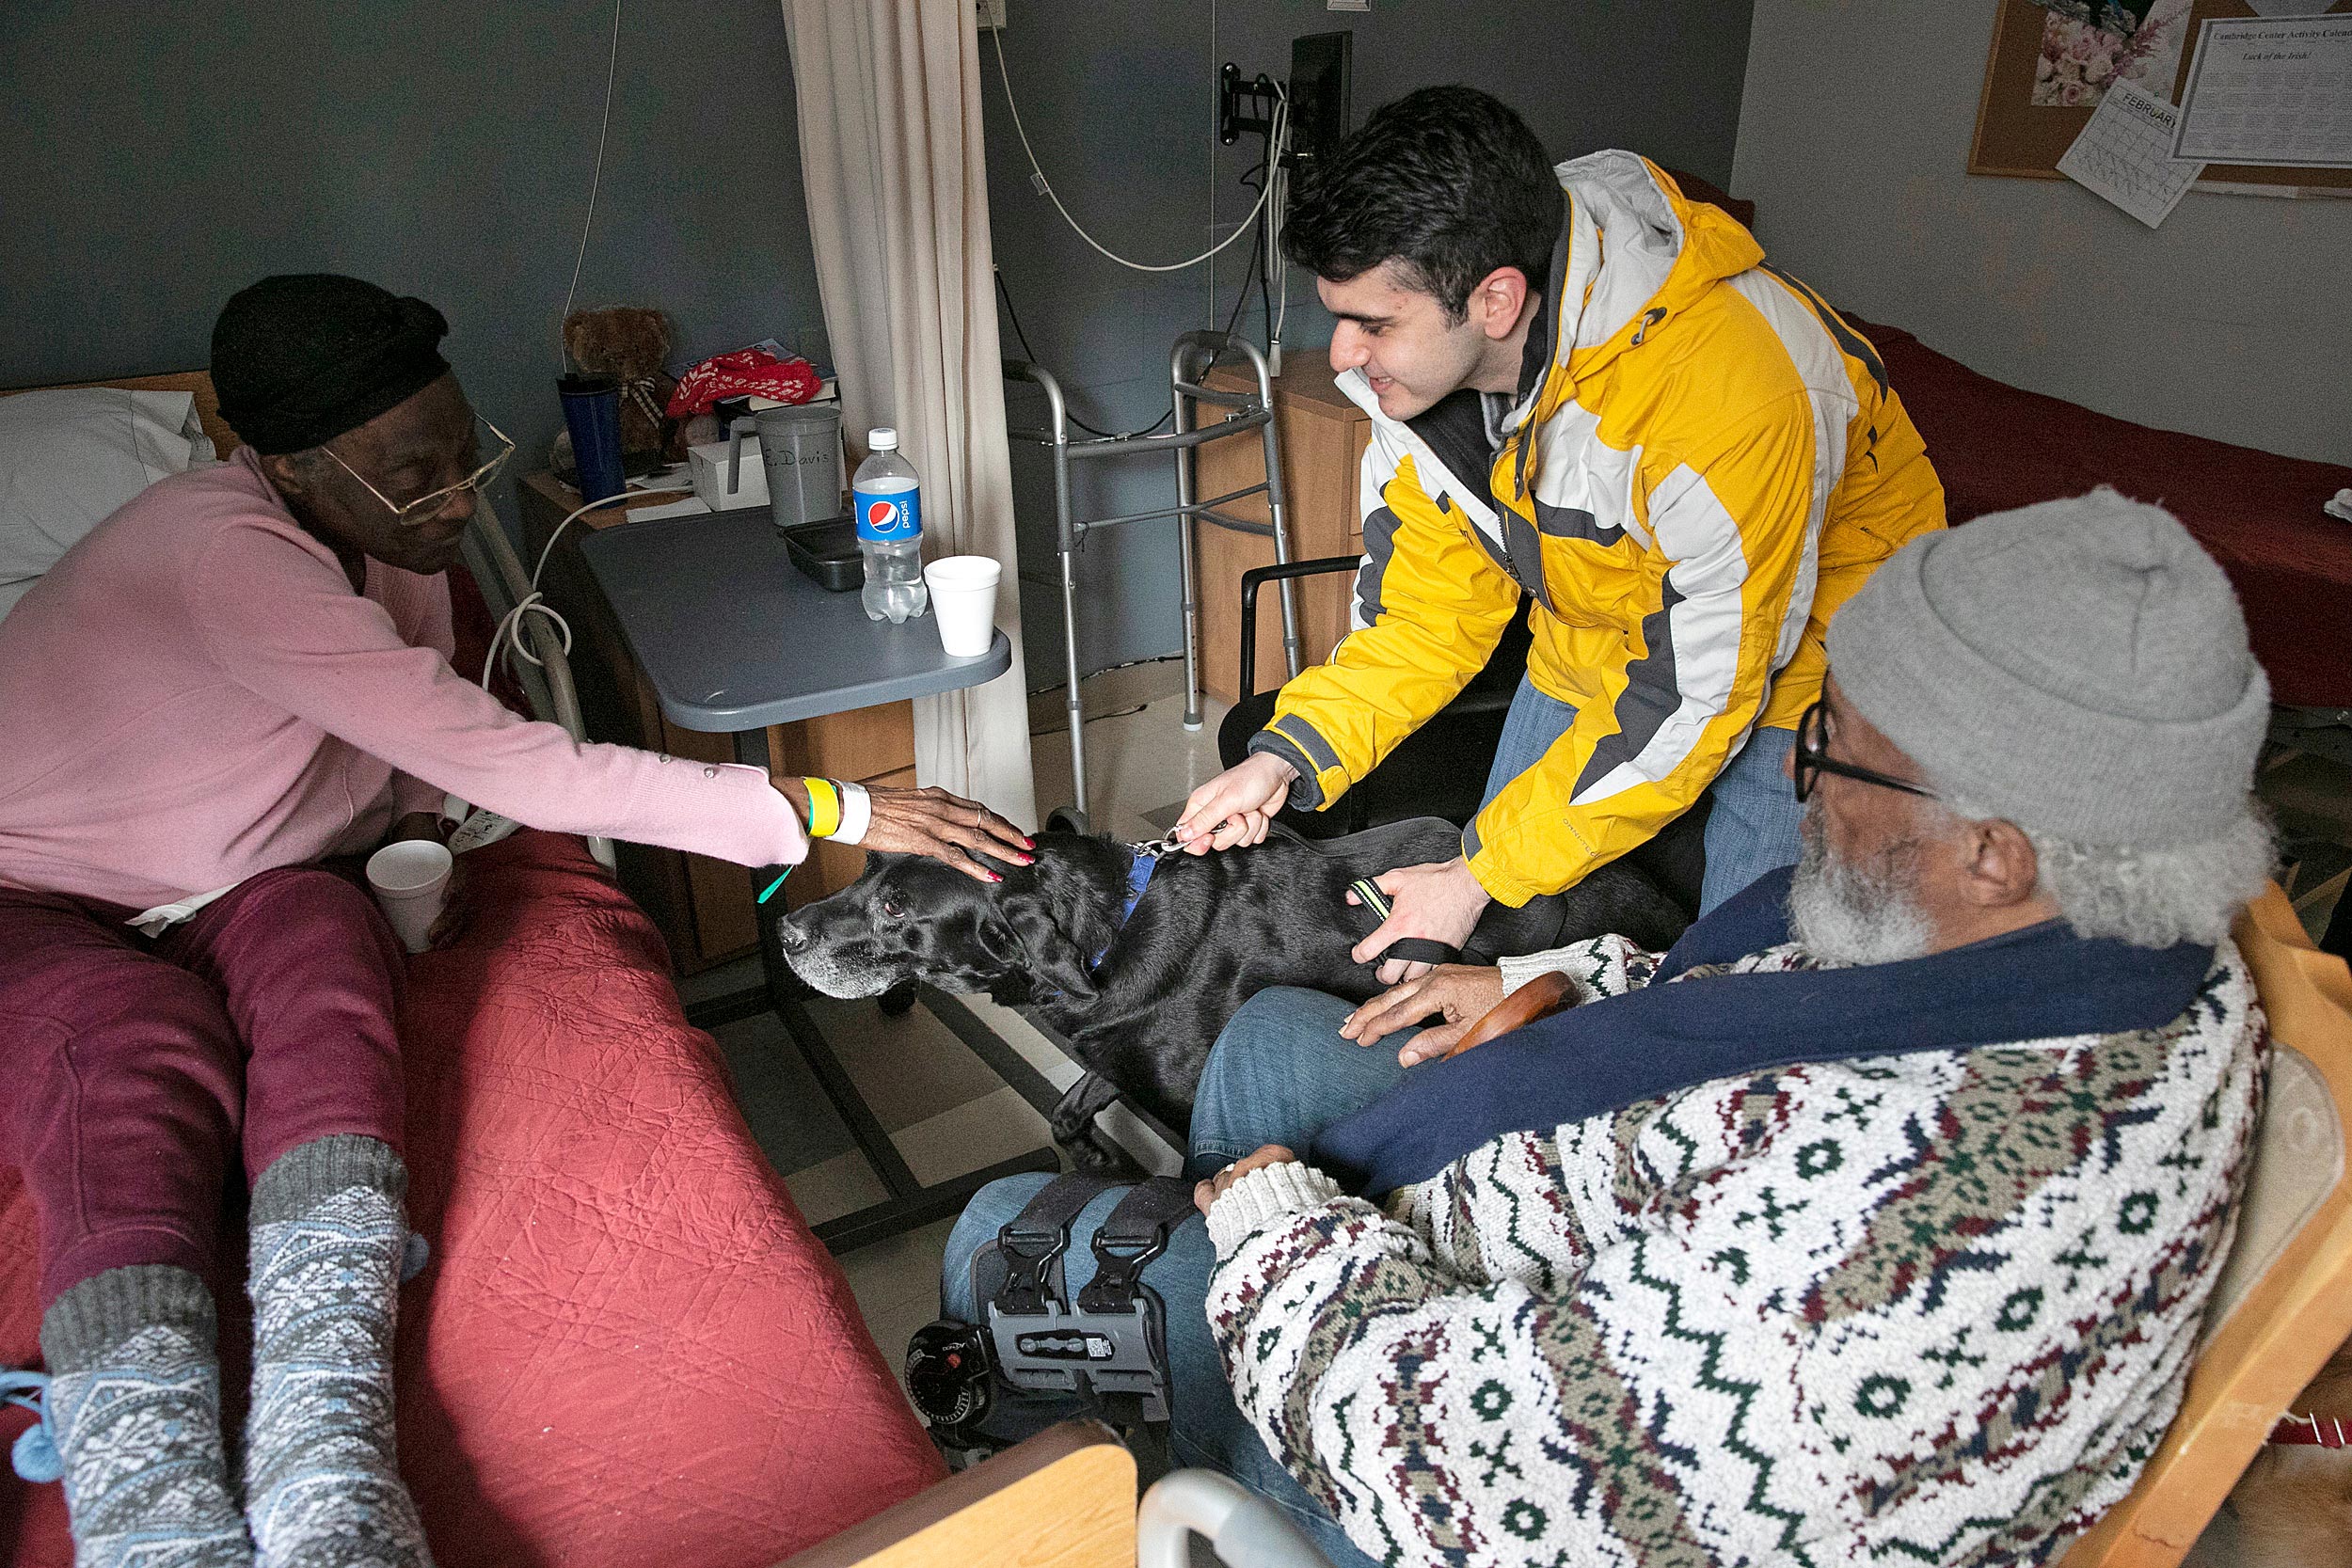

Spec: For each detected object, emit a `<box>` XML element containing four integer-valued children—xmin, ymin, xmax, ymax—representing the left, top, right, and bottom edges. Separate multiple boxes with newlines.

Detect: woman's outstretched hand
<box><xmin>855</xmin><ymin>784</ymin><xmax>1035</xmax><ymax>881</ymax></box>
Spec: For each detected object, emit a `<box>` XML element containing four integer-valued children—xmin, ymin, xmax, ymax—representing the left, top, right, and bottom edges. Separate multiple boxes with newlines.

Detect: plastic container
<box><xmin>557</xmin><ymin>374</ymin><xmax>626</xmax><ymax>501</ymax></box>
<box><xmin>749</xmin><ymin>403</ymin><xmax>844</xmax><ymax>531</ymax></box>
<box><xmin>782</xmin><ymin>517</ymin><xmax>864</xmax><ymax>592</ymax></box>
<box><xmin>853</xmin><ymin>427</ymin><xmax>928</xmax><ymax>624</ymax></box>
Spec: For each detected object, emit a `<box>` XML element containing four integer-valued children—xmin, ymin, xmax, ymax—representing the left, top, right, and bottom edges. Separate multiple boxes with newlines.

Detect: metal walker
<box><xmin>1005</xmin><ymin>332</ymin><xmax>1300</xmax><ymax>832</ymax></box>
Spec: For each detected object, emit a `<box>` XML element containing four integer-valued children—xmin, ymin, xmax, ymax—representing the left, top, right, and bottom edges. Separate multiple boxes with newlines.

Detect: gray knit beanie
<box><xmin>1825</xmin><ymin>489</ymin><xmax>2268</xmax><ymax>847</ymax></box>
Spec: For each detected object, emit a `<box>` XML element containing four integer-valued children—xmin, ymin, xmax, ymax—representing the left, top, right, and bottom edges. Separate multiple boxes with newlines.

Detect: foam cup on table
<box><xmin>365</xmin><ymin>840</ymin><xmax>453</xmax><ymax>955</ymax></box>
<box><xmin>924</xmin><ymin>555</ymin><xmax>1002</xmax><ymax>658</ymax></box>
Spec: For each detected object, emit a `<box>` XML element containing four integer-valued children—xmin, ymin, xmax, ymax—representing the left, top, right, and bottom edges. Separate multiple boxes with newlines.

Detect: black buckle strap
<box><xmin>1077</xmin><ymin>1178</ymin><xmax>1195</xmax><ymax>1313</ymax></box>
<box><xmin>996</xmin><ymin>1173</ymin><xmax>1120</xmax><ymax>1314</ymax></box>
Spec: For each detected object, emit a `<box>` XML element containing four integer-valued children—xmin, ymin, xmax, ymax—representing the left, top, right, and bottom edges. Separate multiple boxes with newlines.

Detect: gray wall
<box><xmin>986</xmin><ymin>0</ymin><xmax>1758</xmax><ymax>686</ymax></box>
<box><xmin>0</xmin><ymin>1</ymin><xmax>827</xmax><ymax>512</ymax></box>
<box><xmin>1733</xmin><ymin>1</ymin><xmax>2352</xmax><ymax>468</ymax></box>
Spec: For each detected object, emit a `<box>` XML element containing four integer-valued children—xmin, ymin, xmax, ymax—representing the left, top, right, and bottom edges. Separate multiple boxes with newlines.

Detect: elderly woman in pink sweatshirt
<box><xmin>0</xmin><ymin>275</ymin><xmax>1027</xmax><ymax>1568</ymax></box>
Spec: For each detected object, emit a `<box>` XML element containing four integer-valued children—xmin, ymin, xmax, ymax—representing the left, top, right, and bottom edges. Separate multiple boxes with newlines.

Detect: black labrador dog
<box><xmin>779</xmin><ymin>818</ymin><xmax>1686</xmax><ymax>1166</ymax></box>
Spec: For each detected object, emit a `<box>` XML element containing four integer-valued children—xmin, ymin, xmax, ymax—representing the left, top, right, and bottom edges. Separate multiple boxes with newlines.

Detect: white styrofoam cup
<box><xmin>925</xmin><ymin>555</ymin><xmax>1002</xmax><ymax>658</ymax></box>
<box><xmin>365</xmin><ymin>839</ymin><xmax>453</xmax><ymax>955</ymax></box>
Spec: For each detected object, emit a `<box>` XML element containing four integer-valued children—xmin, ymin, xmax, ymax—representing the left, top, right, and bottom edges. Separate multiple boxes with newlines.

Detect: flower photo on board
<box><xmin>2030</xmin><ymin>0</ymin><xmax>2193</xmax><ymax>108</ymax></box>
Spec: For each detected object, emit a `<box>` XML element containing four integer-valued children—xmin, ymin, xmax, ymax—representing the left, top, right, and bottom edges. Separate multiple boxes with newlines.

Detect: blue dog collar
<box><xmin>1118</xmin><ymin>847</ymin><xmax>1159</xmax><ymax>925</ymax></box>
<box><xmin>1082</xmin><ymin>843</ymin><xmax>1166</xmax><ymax>974</ymax></box>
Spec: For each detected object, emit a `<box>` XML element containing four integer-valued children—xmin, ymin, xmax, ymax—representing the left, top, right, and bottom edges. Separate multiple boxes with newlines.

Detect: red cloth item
<box><xmin>665</xmin><ymin>349</ymin><xmax>821</xmax><ymax>419</ymax></box>
<box><xmin>1852</xmin><ymin>316</ymin><xmax>2352</xmax><ymax>708</ymax></box>
<box><xmin>0</xmin><ymin>829</ymin><xmax>944</xmax><ymax>1565</ymax></box>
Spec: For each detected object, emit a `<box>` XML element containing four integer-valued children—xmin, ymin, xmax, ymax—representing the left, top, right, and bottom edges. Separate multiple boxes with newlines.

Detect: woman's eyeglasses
<box><xmin>1791</xmin><ymin>700</ymin><xmax>1939</xmax><ymax>804</ymax></box>
<box><xmin>323</xmin><ymin>417</ymin><xmax>515</xmax><ymax>526</ymax></box>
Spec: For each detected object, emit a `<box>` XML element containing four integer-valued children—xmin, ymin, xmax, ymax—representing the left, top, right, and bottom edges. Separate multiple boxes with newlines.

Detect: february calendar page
<box><xmin>2058</xmin><ymin>77</ymin><xmax>2207</xmax><ymax>224</ymax></box>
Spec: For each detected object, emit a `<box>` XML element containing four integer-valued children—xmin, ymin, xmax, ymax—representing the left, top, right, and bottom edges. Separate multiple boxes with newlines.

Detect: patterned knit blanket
<box><xmin>1204</xmin><ymin>935</ymin><xmax>2266</xmax><ymax>1568</ymax></box>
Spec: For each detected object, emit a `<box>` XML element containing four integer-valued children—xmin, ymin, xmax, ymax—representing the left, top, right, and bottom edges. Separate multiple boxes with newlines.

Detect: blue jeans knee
<box><xmin>1186</xmin><ymin>988</ymin><xmax>1413</xmax><ymax>1180</ymax></box>
<box><xmin>1698</xmin><ymin>725</ymin><xmax>1804</xmax><ymax>914</ymax></box>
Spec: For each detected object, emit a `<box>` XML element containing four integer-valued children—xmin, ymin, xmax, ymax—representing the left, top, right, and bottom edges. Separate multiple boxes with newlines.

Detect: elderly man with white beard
<box><xmin>938</xmin><ymin>487</ymin><xmax>2279</xmax><ymax>1568</ymax></box>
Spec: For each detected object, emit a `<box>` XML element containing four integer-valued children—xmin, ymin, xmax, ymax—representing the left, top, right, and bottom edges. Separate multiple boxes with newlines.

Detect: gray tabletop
<box><xmin>576</xmin><ymin>507</ymin><xmax>1011</xmax><ymax>732</ymax></box>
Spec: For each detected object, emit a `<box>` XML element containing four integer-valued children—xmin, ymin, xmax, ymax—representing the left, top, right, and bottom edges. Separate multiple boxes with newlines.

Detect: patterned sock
<box><xmin>39</xmin><ymin>1263</ymin><xmax>254</xmax><ymax>1568</ymax></box>
<box><xmin>243</xmin><ymin>1136</ymin><xmax>432</xmax><ymax>1568</ymax></box>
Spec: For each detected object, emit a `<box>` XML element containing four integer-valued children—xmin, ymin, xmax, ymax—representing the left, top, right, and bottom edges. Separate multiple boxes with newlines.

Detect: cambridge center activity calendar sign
<box><xmin>2173</xmin><ymin>12</ymin><xmax>2352</xmax><ymax>166</ymax></box>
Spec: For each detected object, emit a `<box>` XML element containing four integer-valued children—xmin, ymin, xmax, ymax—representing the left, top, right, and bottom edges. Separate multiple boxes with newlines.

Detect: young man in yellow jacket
<box><xmin>1177</xmin><ymin>87</ymin><xmax>1945</xmax><ymax>976</ymax></box>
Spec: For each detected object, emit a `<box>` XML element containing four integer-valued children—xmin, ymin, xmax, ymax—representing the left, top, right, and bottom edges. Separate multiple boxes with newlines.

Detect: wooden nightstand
<box><xmin>1191</xmin><ymin>356</ymin><xmax>1371</xmax><ymax>704</ymax></box>
<box><xmin>514</xmin><ymin>471</ymin><xmax>915</xmax><ymax>971</ymax></box>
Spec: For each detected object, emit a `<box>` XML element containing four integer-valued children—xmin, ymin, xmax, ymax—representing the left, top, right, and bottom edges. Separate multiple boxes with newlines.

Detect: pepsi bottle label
<box><xmin>853</xmin><ymin>486</ymin><xmax>922</xmax><ymax>543</ymax></box>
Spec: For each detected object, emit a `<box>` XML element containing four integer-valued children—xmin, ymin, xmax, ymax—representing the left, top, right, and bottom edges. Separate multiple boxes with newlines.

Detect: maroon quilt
<box><xmin>1856</xmin><ymin>316</ymin><xmax>2352</xmax><ymax>708</ymax></box>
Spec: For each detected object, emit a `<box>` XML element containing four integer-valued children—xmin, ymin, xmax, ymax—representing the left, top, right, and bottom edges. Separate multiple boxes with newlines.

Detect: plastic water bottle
<box><xmin>853</xmin><ymin>427</ymin><xmax>928</xmax><ymax>624</ymax></box>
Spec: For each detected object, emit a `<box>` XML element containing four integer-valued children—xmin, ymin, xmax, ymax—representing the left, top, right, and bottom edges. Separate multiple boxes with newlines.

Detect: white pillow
<box><xmin>0</xmin><ymin>388</ymin><xmax>218</xmax><ymax>613</ymax></box>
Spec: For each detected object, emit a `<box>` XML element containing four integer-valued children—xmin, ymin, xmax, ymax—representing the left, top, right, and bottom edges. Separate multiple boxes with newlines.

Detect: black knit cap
<box><xmin>211</xmin><ymin>274</ymin><xmax>451</xmax><ymax>454</ymax></box>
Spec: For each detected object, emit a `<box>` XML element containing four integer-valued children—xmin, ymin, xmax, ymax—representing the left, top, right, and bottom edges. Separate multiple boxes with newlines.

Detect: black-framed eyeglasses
<box><xmin>1792</xmin><ymin>700</ymin><xmax>1940</xmax><ymax>804</ymax></box>
<box><xmin>323</xmin><ymin>416</ymin><xmax>515</xmax><ymax>527</ymax></box>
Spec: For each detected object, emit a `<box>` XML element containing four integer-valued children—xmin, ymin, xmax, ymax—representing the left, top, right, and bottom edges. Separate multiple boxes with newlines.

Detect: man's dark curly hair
<box><xmin>1282</xmin><ymin>86</ymin><xmax>1562</xmax><ymax>325</ymax></box>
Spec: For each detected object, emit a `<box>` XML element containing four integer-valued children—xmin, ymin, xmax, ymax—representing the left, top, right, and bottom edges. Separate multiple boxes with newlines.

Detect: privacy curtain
<box><xmin>781</xmin><ymin>0</ymin><xmax>1040</xmax><ymax>829</ymax></box>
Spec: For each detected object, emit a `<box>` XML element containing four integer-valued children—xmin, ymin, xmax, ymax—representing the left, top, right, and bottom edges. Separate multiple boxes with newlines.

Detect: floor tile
<box><xmin>712</xmin><ymin>1009</ymin><xmax>851</xmax><ymax>1176</ymax></box>
<box><xmin>953</xmin><ymin>994</ymin><xmax>1088</xmax><ymax>1093</ymax></box>
<box><xmin>804</xmin><ymin>996</ymin><xmax>1009</xmax><ymax>1132</ymax></box>
<box><xmin>783</xmin><ymin>1148</ymin><xmax>890</xmax><ymax>1229</ymax></box>
<box><xmin>836</xmin><ymin>1214</ymin><xmax>960</xmax><ymax>1413</ymax></box>
<box><xmin>894</xmin><ymin>1086</ymin><xmax>1055</xmax><ymax>1188</ymax></box>
<box><xmin>837</xmin><ymin>1214</ymin><xmax>960</xmax><ymax>1321</ymax></box>
<box><xmin>862</xmin><ymin>1291</ymin><xmax>946</xmax><ymax>1408</ymax></box>
<box><xmin>675</xmin><ymin>953</ymin><xmax>762</xmax><ymax>1008</ymax></box>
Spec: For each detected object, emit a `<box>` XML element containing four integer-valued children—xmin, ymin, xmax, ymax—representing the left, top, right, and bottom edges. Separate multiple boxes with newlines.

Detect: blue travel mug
<box><xmin>557</xmin><ymin>373</ymin><xmax>626</xmax><ymax>501</ymax></box>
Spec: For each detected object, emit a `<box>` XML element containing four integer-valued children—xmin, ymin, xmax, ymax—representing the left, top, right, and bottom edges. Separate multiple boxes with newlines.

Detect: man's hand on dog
<box><xmin>1350</xmin><ymin>857</ymin><xmax>1492</xmax><ymax>985</ymax></box>
<box><xmin>1194</xmin><ymin>1143</ymin><xmax>1298</xmax><ymax>1218</ymax></box>
<box><xmin>1343</xmin><ymin>964</ymin><xmax>1505</xmax><ymax>1064</ymax></box>
<box><xmin>859</xmin><ymin>785</ymin><xmax>1035</xmax><ymax>882</ymax></box>
<box><xmin>1172</xmin><ymin>752</ymin><xmax>1296</xmax><ymax>854</ymax></box>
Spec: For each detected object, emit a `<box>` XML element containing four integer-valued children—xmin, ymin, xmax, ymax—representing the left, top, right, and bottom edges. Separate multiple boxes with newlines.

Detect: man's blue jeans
<box><xmin>940</xmin><ymin>989</ymin><xmax>1406</xmax><ymax>1568</ymax></box>
<box><xmin>1481</xmin><ymin>673</ymin><xmax>1804</xmax><ymax>915</ymax></box>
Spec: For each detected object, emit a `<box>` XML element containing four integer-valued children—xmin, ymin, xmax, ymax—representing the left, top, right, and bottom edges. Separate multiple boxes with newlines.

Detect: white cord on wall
<box><xmin>558</xmin><ymin>0</ymin><xmax>627</xmax><ymax>366</ymax></box>
<box><xmin>990</xmin><ymin>27</ymin><xmax>1286</xmax><ymax>275</ymax></box>
<box><xmin>482</xmin><ymin>484</ymin><xmax>691</xmax><ymax>691</ymax></box>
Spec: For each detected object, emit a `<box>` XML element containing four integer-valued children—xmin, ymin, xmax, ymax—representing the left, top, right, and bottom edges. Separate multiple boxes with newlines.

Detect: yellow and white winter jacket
<box><xmin>1249</xmin><ymin>152</ymin><xmax>1947</xmax><ymax>905</ymax></box>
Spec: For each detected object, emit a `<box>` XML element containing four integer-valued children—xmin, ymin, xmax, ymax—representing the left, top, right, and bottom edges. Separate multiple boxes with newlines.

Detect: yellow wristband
<box><xmin>803</xmin><ymin>777</ymin><xmax>843</xmax><ymax>839</ymax></box>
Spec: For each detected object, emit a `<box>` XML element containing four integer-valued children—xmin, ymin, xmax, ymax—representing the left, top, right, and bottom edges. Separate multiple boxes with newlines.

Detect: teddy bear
<box><xmin>562</xmin><ymin>306</ymin><xmax>680</xmax><ymax>469</ymax></box>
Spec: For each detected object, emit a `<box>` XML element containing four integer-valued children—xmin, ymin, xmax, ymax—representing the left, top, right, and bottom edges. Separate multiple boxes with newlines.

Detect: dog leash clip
<box><xmin>1125</xmin><ymin>836</ymin><xmax>1183</xmax><ymax>860</ymax></box>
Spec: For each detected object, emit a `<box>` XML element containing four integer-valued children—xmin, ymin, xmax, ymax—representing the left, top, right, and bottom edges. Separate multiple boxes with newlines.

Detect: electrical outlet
<box><xmin>976</xmin><ymin>0</ymin><xmax>1008</xmax><ymax>29</ymax></box>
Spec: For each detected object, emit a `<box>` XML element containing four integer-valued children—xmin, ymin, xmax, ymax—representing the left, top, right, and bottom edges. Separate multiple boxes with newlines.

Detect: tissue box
<box><xmin>690</xmin><ymin>439</ymin><xmax>771</xmax><ymax>512</ymax></box>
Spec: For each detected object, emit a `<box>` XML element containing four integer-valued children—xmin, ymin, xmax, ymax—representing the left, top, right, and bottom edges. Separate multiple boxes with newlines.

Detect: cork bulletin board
<box><xmin>1970</xmin><ymin>0</ymin><xmax>2352</xmax><ymax>192</ymax></box>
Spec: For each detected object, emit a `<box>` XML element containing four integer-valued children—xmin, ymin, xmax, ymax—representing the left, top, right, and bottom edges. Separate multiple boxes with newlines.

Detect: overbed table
<box><xmin>577</xmin><ymin>507</ymin><xmax>1053</xmax><ymax>1251</ymax></box>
